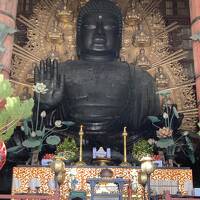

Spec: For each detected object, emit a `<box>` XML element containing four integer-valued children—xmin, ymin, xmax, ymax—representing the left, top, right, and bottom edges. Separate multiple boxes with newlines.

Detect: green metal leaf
<box><xmin>46</xmin><ymin>135</ymin><xmax>60</xmax><ymax>145</ymax></box>
<box><xmin>42</xmin><ymin>126</ymin><xmax>46</xmax><ymax>133</ymax></box>
<box><xmin>157</xmin><ymin>90</ymin><xmax>171</xmax><ymax>97</ymax></box>
<box><xmin>185</xmin><ymin>136</ymin><xmax>194</xmax><ymax>151</ymax></box>
<box><xmin>156</xmin><ymin>138</ymin><xmax>174</xmax><ymax>148</ymax></box>
<box><xmin>22</xmin><ymin>139</ymin><xmax>41</xmax><ymax>148</ymax></box>
<box><xmin>148</xmin><ymin>116</ymin><xmax>161</xmax><ymax>123</ymax></box>
<box><xmin>36</xmin><ymin>130</ymin><xmax>44</xmax><ymax>137</ymax></box>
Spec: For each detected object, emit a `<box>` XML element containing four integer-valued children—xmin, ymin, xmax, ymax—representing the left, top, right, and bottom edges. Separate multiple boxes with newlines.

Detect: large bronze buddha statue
<box><xmin>34</xmin><ymin>0</ymin><xmax>160</xmax><ymax>143</ymax></box>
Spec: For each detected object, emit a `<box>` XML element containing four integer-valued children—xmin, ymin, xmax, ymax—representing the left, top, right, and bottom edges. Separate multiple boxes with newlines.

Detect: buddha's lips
<box><xmin>93</xmin><ymin>37</ymin><xmax>106</xmax><ymax>44</ymax></box>
<box><xmin>91</xmin><ymin>44</ymin><xmax>107</xmax><ymax>51</ymax></box>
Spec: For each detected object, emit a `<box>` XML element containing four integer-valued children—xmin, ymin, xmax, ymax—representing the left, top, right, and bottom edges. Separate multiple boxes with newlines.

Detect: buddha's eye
<box><xmin>104</xmin><ymin>25</ymin><xmax>117</xmax><ymax>30</ymax></box>
<box><xmin>83</xmin><ymin>24</ymin><xmax>96</xmax><ymax>29</ymax></box>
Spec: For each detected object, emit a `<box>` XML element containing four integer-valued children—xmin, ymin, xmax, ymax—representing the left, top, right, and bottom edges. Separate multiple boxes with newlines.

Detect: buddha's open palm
<box><xmin>34</xmin><ymin>59</ymin><xmax>64</xmax><ymax>108</ymax></box>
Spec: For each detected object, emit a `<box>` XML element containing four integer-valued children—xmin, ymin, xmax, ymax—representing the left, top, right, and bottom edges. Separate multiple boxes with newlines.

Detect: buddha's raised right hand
<box><xmin>34</xmin><ymin>59</ymin><xmax>64</xmax><ymax>108</ymax></box>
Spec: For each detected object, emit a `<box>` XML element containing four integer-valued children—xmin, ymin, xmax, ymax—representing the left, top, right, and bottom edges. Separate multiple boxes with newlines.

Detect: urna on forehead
<box><xmin>82</xmin><ymin>12</ymin><xmax>118</xmax><ymax>23</ymax></box>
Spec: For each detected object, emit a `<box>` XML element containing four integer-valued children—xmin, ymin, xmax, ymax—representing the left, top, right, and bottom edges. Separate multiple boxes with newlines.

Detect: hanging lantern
<box><xmin>0</xmin><ymin>140</ymin><xmax>7</xmax><ymax>170</ymax></box>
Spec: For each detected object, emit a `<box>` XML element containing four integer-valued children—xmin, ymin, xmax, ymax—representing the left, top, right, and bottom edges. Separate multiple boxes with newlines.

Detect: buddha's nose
<box><xmin>93</xmin><ymin>22</ymin><xmax>106</xmax><ymax>43</ymax></box>
<box><xmin>97</xmin><ymin>22</ymin><xmax>103</xmax><ymax>33</ymax></box>
<box><xmin>96</xmin><ymin>21</ymin><xmax>105</xmax><ymax>36</ymax></box>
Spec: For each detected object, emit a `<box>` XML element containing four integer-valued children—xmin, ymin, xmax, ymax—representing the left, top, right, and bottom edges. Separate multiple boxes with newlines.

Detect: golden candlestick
<box><xmin>75</xmin><ymin>125</ymin><xmax>86</xmax><ymax>166</ymax></box>
<box><xmin>120</xmin><ymin>127</ymin><xmax>131</xmax><ymax>167</ymax></box>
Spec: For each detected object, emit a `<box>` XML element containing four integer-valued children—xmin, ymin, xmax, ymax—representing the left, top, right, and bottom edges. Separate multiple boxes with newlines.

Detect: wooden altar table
<box><xmin>12</xmin><ymin>166</ymin><xmax>193</xmax><ymax>200</ymax></box>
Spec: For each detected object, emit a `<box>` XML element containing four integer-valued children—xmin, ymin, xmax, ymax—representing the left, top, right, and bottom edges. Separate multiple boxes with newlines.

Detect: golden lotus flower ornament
<box><xmin>157</xmin><ymin>127</ymin><xmax>173</xmax><ymax>138</ymax></box>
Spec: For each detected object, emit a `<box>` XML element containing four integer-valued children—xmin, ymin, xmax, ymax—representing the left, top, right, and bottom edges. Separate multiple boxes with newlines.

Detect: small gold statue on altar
<box><xmin>135</xmin><ymin>48</ymin><xmax>151</xmax><ymax>70</ymax></box>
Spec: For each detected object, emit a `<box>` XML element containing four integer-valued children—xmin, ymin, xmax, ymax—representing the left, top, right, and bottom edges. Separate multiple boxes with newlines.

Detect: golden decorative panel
<box><xmin>12</xmin><ymin>166</ymin><xmax>193</xmax><ymax>199</ymax></box>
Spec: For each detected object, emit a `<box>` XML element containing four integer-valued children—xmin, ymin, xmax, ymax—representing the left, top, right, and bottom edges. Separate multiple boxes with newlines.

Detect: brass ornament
<box><xmin>120</xmin><ymin>127</ymin><xmax>131</xmax><ymax>167</ymax></box>
<box><xmin>55</xmin><ymin>171</ymin><xmax>66</xmax><ymax>185</ymax></box>
<box><xmin>140</xmin><ymin>156</ymin><xmax>155</xmax><ymax>175</ymax></box>
<box><xmin>50</xmin><ymin>159</ymin><xmax>65</xmax><ymax>174</ymax></box>
<box><xmin>56</xmin><ymin>0</ymin><xmax>73</xmax><ymax>25</ymax></box>
<box><xmin>75</xmin><ymin>125</ymin><xmax>86</xmax><ymax>166</ymax></box>
<box><xmin>138</xmin><ymin>171</ymin><xmax>148</xmax><ymax>187</ymax></box>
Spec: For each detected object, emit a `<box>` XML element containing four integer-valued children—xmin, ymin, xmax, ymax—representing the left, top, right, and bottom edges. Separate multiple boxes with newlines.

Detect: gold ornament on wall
<box><xmin>132</xmin><ymin>23</ymin><xmax>151</xmax><ymax>47</ymax></box>
<box><xmin>56</xmin><ymin>0</ymin><xmax>73</xmax><ymax>25</ymax></box>
<box><xmin>124</xmin><ymin>1</ymin><xmax>141</xmax><ymax>25</ymax></box>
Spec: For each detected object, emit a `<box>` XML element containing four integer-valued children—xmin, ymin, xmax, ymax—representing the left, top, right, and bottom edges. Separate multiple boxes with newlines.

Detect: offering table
<box><xmin>12</xmin><ymin>166</ymin><xmax>193</xmax><ymax>199</ymax></box>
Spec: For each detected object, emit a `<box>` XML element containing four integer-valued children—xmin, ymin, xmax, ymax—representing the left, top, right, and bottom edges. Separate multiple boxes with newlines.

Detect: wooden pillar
<box><xmin>189</xmin><ymin>0</ymin><xmax>200</xmax><ymax>119</ymax></box>
<box><xmin>0</xmin><ymin>0</ymin><xmax>18</xmax><ymax>78</ymax></box>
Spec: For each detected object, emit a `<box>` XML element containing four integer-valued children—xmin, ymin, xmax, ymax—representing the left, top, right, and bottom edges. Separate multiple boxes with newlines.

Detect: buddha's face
<box><xmin>80</xmin><ymin>12</ymin><xmax>120</xmax><ymax>58</ymax></box>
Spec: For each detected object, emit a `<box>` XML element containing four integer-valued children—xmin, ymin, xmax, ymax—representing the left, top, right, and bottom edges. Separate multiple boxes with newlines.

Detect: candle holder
<box><xmin>75</xmin><ymin>125</ymin><xmax>86</xmax><ymax>166</ymax></box>
<box><xmin>120</xmin><ymin>127</ymin><xmax>131</xmax><ymax>167</ymax></box>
